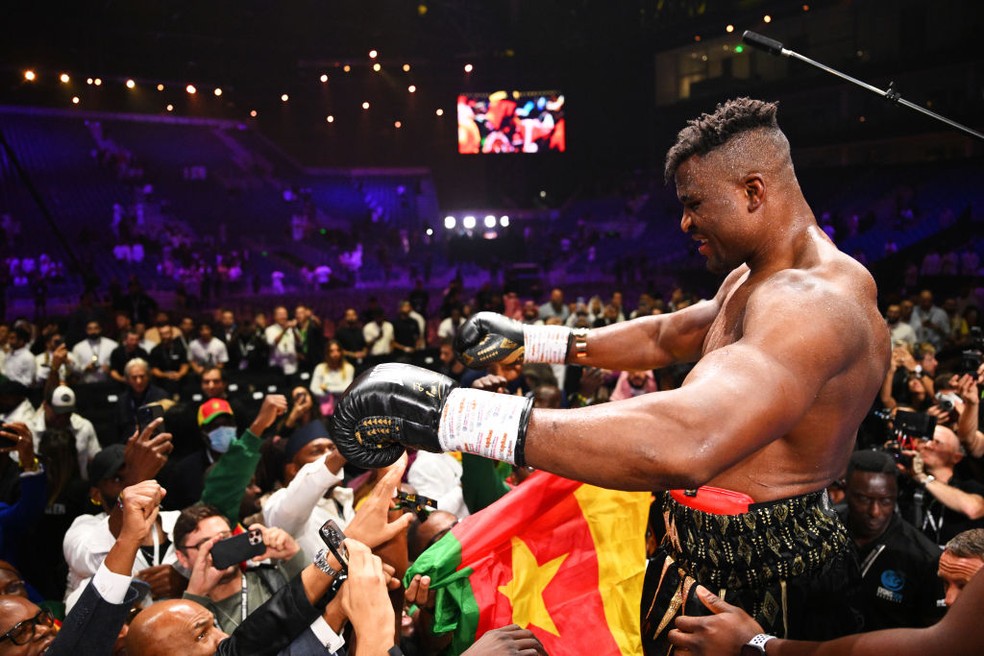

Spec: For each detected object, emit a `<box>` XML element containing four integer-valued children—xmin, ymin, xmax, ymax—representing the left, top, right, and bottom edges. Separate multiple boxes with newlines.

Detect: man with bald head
<box><xmin>909</xmin><ymin>289</ymin><xmax>950</xmax><ymax>350</ymax></box>
<box><xmin>126</xmin><ymin>598</ymin><xmax>228</xmax><ymax>656</ymax></box>
<box><xmin>332</xmin><ymin>97</ymin><xmax>891</xmax><ymax>652</ymax></box>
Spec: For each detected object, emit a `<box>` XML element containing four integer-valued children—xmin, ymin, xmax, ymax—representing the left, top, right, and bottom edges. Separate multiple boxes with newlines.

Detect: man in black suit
<box><xmin>0</xmin><ymin>480</ymin><xmax>164</xmax><ymax>655</ymax></box>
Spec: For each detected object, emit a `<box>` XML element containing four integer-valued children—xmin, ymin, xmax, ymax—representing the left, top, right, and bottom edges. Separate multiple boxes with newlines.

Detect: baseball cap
<box><xmin>50</xmin><ymin>385</ymin><xmax>76</xmax><ymax>414</ymax></box>
<box><xmin>198</xmin><ymin>398</ymin><xmax>234</xmax><ymax>427</ymax></box>
<box><xmin>88</xmin><ymin>444</ymin><xmax>126</xmax><ymax>483</ymax></box>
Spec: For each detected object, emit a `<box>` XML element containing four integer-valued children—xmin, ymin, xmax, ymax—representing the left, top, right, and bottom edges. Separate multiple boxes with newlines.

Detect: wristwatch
<box><xmin>313</xmin><ymin>548</ymin><xmax>343</xmax><ymax>578</ymax></box>
<box><xmin>740</xmin><ymin>634</ymin><xmax>776</xmax><ymax>655</ymax></box>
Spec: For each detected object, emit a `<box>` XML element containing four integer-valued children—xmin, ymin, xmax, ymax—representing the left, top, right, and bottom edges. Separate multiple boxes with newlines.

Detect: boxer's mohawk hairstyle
<box><xmin>664</xmin><ymin>97</ymin><xmax>779</xmax><ymax>182</ymax></box>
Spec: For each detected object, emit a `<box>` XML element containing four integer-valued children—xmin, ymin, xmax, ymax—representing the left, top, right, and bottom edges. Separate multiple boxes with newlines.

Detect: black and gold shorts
<box><xmin>641</xmin><ymin>487</ymin><xmax>861</xmax><ymax>655</ymax></box>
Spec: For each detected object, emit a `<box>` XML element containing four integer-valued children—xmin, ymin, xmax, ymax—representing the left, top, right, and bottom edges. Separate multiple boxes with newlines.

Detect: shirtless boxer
<box><xmin>330</xmin><ymin>98</ymin><xmax>890</xmax><ymax>652</ymax></box>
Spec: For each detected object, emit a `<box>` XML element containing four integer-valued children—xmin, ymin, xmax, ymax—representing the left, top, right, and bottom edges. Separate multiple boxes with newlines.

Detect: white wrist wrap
<box><xmin>522</xmin><ymin>324</ymin><xmax>571</xmax><ymax>363</ymax></box>
<box><xmin>438</xmin><ymin>388</ymin><xmax>527</xmax><ymax>464</ymax></box>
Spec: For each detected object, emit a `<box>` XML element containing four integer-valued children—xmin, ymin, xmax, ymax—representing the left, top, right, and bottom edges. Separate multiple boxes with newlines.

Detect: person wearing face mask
<box><xmin>159</xmin><ymin>395</ymin><xmax>286</xmax><ymax>517</ymax></box>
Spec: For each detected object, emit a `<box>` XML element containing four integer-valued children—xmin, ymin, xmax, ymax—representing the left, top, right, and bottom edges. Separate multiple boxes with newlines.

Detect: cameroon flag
<box><xmin>405</xmin><ymin>471</ymin><xmax>650</xmax><ymax>655</ymax></box>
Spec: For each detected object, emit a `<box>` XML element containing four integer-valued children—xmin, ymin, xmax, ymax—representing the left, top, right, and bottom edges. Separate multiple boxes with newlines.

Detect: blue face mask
<box><xmin>207</xmin><ymin>426</ymin><xmax>237</xmax><ymax>453</ymax></box>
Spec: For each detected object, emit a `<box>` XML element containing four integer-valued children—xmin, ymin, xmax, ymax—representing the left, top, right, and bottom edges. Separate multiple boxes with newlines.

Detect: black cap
<box><xmin>285</xmin><ymin>419</ymin><xmax>331</xmax><ymax>461</ymax></box>
<box><xmin>88</xmin><ymin>444</ymin><xmax>126</xmax><ymax>483</ymax></box>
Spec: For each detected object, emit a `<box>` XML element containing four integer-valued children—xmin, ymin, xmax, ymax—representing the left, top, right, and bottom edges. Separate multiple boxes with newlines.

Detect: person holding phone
<box><xmin>173</xmin><ymin>503</ymin><xmax>306</xmax><ymax>634</ymax></box>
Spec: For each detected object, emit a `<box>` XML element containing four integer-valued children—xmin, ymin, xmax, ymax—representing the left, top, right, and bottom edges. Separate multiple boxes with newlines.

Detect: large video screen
<box><xmin>457</xmin><ymin>90</ymin><xmax>565</xmax><ymax>154</ymax></box>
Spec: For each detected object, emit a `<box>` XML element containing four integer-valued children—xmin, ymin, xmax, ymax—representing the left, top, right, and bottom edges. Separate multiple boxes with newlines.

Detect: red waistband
<box><xmin>669</xmin><ymin>486</ymin><xmax>756</xmax><ymax>515</ymax></box>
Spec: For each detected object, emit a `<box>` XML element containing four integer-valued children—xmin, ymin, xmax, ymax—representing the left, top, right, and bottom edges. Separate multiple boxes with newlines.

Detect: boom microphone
<box><xmin>741</xmin><ymin>31</ymin><xmax>786</xmax><ymax>57</ymax></box>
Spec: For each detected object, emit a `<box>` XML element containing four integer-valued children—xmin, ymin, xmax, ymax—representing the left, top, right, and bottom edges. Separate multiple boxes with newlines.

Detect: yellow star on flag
<box><xmin>497</xmin><ymin>536</ymin><xmax>568</xmax><ymax>636</ymax></box>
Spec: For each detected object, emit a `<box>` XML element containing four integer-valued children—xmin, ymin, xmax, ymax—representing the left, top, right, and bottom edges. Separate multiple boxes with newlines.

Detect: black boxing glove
<box><xmin>330</xmin><ymin>362</ymin><xmax>534</xmax><ymax>469</ymax></box>
<box><xmin>455</xmin><ymin>311</ymin><xmax>573</xmax><ymax>369</ymax></box>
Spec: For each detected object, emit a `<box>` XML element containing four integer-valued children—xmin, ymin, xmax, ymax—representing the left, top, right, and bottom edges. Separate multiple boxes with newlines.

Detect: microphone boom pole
<box><xmin>742</xmin><ymin>30</ymin><xmax>984</xmax><ymax>141</ymax></box>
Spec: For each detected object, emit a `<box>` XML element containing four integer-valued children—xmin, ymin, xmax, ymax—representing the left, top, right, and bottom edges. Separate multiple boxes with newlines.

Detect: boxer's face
<box><xmin>675</xmin><ymin>155</ymin><xmax>748</xmax><ymax>274</ymax></box>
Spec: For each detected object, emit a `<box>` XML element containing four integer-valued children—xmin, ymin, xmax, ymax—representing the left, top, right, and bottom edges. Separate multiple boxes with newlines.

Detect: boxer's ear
<box><xmin>743</xmin><ymin>175</ymin><xmax>765</xmax><ymax>212</ymax></box>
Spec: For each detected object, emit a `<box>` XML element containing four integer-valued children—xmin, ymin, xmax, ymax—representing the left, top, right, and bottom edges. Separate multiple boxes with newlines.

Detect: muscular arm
<box><xmin>525</xmin><ymin>274</ymin><xmax>870</xmax><ymax>495</ymax></box>
<box><xmin>568</xmin><ymin>269</ymin><xmax>742</xmax><ymax>372</ymax></box>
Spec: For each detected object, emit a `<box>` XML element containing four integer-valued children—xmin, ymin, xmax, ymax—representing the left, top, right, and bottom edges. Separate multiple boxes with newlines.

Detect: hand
<box><xmin>117</xmin><ymin>480</ymin><xmax>167</xmax><ymax>546</ymax></box>
<box><xmin>185</xmin><ymin>535</ymin><xmax>233</xmax><ymax>597</ymax></box>
<box><xmin>330</xmin><ymin>364</ymin><xmax>459</xmax><ymax>469</ymax></box>
<box><xmin>957</xmin><ymin>374</ymin><xmax>979</xmax><ymax>406</ymax></box>
<box><xmin>251</xmin><ymin>394</ymin><xmax>287</xmax><ymax>434</ymax></box>
<box><xmin>667</xmin><ymin>585</ymin><xmax>764</xmax><ymax>656</ymax></box>
<box><xmin>470</xmin><ymin>374</ymin><xmax>510</xmax><ymax>394</ymax></box>
<box><xmin>577</xmin><ymin>367</ymin><xmax>606</xmax><ymax>397</ymax></box>
<box><xmin>926</xmin><ymin>404</ymin><xmax>950</xmax><ymax>423</ymax></box>
<box><xmin>324</xmin><ymin>440</ymin><xmax>346</xmax><ymax>476</ymax></box>
<box><xmin>51</xmin><ymin>343</ymin><xmax>69</xmax><ymax>370</ymax></box>
<box><xmin>290</xmin><ymin>391</ymin><xmax>313</xmax><ymax>418</ymax></box>
<box><xmin>123</xmin><ymin>419</ymin><xmax>173</xmax><ymax>484</ymax></box>
<box><xmin>405</xmin><ymin>574</ymin><xmax>435</xmax><ymax>611</ymax></box>
<box><xmin>344</xmin><ymin>455</ymin><xmax>414</xmax><ymax>549</ymax></box>
<box><xmin>339</xmin><ymin>539</ymin><xmax>395</xmax><ymax>651</ymax></box>
<box><xmin>461</xmin><ymin>625</ymin><xmax>546</xmax><ymax>656</ymax></box>
<box><xmin>0</xmin><ymin>423</ymin><xmax>35</xmax><ymax>465</ymax></box>
<box><xmin>251</xmin><ymin>524</ymin><xmax>300</xmax><ymax>562</ymax></box>
<box><xmin>135</xmin><ymin>564</ymin><xmax>187</xmax><ymax>599</ymax></box>
<box><xmin>455</xmin><ymin>312</ymin><xmax>528</xmax><ymax>369</ymax></box>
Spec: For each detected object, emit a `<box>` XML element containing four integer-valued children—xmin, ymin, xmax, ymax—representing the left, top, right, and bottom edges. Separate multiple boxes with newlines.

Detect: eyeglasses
<box><xmin>181</xmin><ymin>531</ymin><xmax>231</xmax><ymax>552</ymax></box>
<box><xmin>0</xmin><ymin>608</ymin><xmax>54</xmax><ymax>646</ymax></box>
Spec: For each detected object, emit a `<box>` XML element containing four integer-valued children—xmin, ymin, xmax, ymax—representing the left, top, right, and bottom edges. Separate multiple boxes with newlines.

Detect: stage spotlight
<box><xmin>343</xmin><ymin>65</ymin><xmax>351</xmax><ymax>73</ymax></box>
<box><xmin>213</xmin><ymin>88</ymin><xmax>222</xmax><ymax>96</ymax></box>
<box><xmin>157</xmin><ymin>83</ymin><xmax>164</xmax><ymax>91</ymax></box>
<box><xmin>326</xmin><ymin>115</ymin><xmax>334</xmax><ymax>123</ymax></box>
<box><xmin>59</xmin><ymin>73</ymin><xmax>70</xmax><ymax>84</ymax></box>
<box><xmin>408</xmin><ymin>84</ymin><xmax>416</xmax><ymax>93</ymax></box>
<box><xmin>86</xmin><ymin>78</ymin><xmax>93</xmax><ymax>85</ymax></box>
<box><xmin>464</xmin><ymin>64</ymin><xmax>473</xmax><ymax>73</ymax></box>
<box><xmin>186</xmin><ymin>84</ymin><xmax>196</xmax><ymax>94</ymax></box>
<box><xmin>394</xmin><ymin>121</ymin><xmax>402</xmax><ymax>128</ymax></box>
<box><xmin>362</xmin><ymin>101</ymin><xmax>370</xmax><ymax>109</ymax></box>
<box><xmin>435</xmin><ymin>108</ymin><xmax>444</xmax><ymax>116</ymax></box>
<box><xmin>281</xmin><ymin>93</ymin><xmax>289</xmax><ymax>102</ymax></box>
<box><xmin>463</xmin><ymin>215</ymin><xmax>476</xmax><ymax>229</ymax></box>
<box><xmin>484</xmin><ymin>215</ymin><xmax>496</xmax><ymax>228</ymax></box>
<box><xmin>403</xmin><ymin>64</ymin><xmax>411</xmax><ymax>72</ymax></box>
<box><xmin>71</xmin><ymin>96</ymin><xmax>80</xmax><ymax>105</ymax></box>
<box><xmin>369</xmin><ymin>49</ymin><xmax>378</xmax><ymax>59</ymax></box>
<box><xmin>320</xmin><ymin>74</ymin><xmax>328</xmax><ymax>83</ymax></box>
<box><xmin>425</xmin><ymin>228</ymin><xmax>433</xmax><ymax>236</ymax></box>
<box><xmin>250</xmin><ymin>110</ymin><xmax>258</xmax><ymax>118</ymax></box>
<box><xmin>444</xmin><ymin>216</ymin><xmax>456</xmax><ymax>230</ymax></box>
<box><xmin>126</xmin><ymin>79</ymin><xmax>136</xmax><ymax>89</ymax></box>
<box><xmin>94</xmin><ymin>78</ymin><xmax>103</xmax><ymax>86</ymax></box>
<box><xmin>499</xmin><ymin>216</ymin><xmax>510</xmax><ymax>227</ymax></box>
<box><xmin>24</xmin><ymin>70</ymin><xmax>36</xmax><ymax>82</ymax></box>
<box><xmin>372</xmin><ymin>63</ymin><xmax>381</xmax><ymax>72</ymax></box>
<box><xmin>726</xmin><ymin>24</ymin><xmax>734</xmax><ymax>33</ymax></box>
<box><xmin>166</xmin><ymin>104</ymin><xmax>174</xmax><ymax>112</ymax></box>
<box><xmin>763</xmin><ymin>14</ymin><xmax>772</xmax><ymax>22</ymax></box>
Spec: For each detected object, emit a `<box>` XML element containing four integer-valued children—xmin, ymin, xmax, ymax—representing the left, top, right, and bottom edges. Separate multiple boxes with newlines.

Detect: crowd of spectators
<box><xmin>0</xmin><ymin>266</ymin><xmax>981</xmax><ymax>654</ymax></box>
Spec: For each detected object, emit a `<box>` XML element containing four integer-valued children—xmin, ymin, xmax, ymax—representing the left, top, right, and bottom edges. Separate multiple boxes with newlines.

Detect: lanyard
<box><xmin>151</xmin><ymin>522</ymin><xmax>160</xmax><ymax>567</ymax></box>
<box><xmin>240</xmin><ymin>572</ymin><xmax>248</xmax><ymax>622</ymax></box>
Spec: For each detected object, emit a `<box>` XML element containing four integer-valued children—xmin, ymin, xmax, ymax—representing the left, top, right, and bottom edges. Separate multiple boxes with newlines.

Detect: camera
<box><xmin>319</xmin><ymin>519</ymin><xmax>348</xmax><ymax>568</ymax></box>
<box><xmin>959</xmin><ymin>349</ymin><xmax>982</xmax><ymax>377</ymax></box>
<box><xmin>935</xmin><ymin>391</ymin><xmax>961</xmax><ymax>415</ymax></box>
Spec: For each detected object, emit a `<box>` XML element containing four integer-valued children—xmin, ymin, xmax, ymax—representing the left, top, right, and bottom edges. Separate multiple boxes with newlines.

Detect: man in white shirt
<box><xmin>3</xmin><ymin>326</ymin><xmax>35</xmax><ymax>388</ymax></box>
<box><xmin>63</xmin><ymin>444</ymin><xmax>182</xmax><ymax>611</ymax></box>
<box><xmin>70</xmin><ymin>321</ymin><xmax>118</xmax><ymax>383</ymax></box>
<box><xmin>31</xmin><ymin>385</ymin><xmax>102</xmax><ymax>479</ymax></box>
<box><xmin>188</xmin><ymin>322</ymin><xmax>229</xmax><ymax>375</ymax></box>
<box><xmin>887</xmin><ymin>303</ymin><xmax>917</xmax><ymax>348</ymax></box>
<box><xmin>36</xmin><ymin>332</ymin><xmax>72</xmax><ymax>384</ymax></box>
<box><xmin>910</xmin><ymin>289</ymin><xmax>950</xmax><ymax>350</ymax></box>
<box><xmin>266</xmin><ymin>305</ymin><xmax>299</xmax><ymax>376</ymax></box>
<box><xmin>0</xmin><ymin>377</ymin><xmax>36</xmax><ymax>426</ymax></box>
<box><xmin>362</xmin><ymin>309</ymin><xmax>394</xmax><ymax>358</ymax></box>
<box><xmin>262</xmin><ymin>419</ymin><xmax>354</xmax><ymax>560</ymax></box>
<box><xmin>407</xmin><ymin>451</ymin><xmax>471</xmax><ymax>520</ymax></box>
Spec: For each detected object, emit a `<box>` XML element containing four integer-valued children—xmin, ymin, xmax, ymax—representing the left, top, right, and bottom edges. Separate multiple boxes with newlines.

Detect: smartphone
<box><xmin>210</xmin><ymin>528</ymin><xmax>265</xmax><ymax>570</ymax></box>
<box><xmin>136</xmin><ymin>403</ymin><xmax>165</xmax><ymax>434</ymax></box>
<box><xmin>395</xmin><ymin>490</ymin><xmax>438</xmax><ymax>521</ymax></box>
<box><xmin>318</xmin><ymin>519</ymin><xmax>349</xmax><ymax>568</ymax></box>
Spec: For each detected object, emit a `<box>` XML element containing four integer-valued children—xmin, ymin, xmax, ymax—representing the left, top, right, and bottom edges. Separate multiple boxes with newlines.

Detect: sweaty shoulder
<box><xmin>746</xmin><ymin>249</ymin><xmax>887</xmax><ymax>370</ymax></box>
